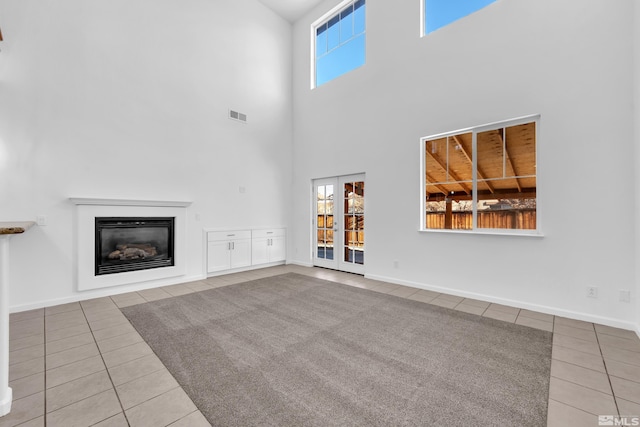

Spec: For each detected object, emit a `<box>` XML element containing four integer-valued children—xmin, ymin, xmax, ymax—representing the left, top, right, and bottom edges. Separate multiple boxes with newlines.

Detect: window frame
<box><xmin>310</xmin><ymin>0</ymin><xmax>366</xmax><ymax>89</ymax></box>
<box><xmin>419</xmin><ymin>115</ymin><xmax>542</xmax><ymax>237</ymax></box>
<box><xmin>419</xmin><ymin>0</ymin><xmax>426</xmax><ymax>37</ymax></box>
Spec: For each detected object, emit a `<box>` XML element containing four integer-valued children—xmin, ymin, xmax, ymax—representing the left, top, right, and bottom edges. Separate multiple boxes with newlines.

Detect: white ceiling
<box><xmin>258</xmin><ymin>0</ymin><xmax>325</xmax><ymax>23</ymax></box>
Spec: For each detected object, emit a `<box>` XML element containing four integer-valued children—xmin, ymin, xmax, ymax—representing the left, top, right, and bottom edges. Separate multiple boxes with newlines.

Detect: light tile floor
<box><xmin>2</xmin><ymin>265</ymin><xmax>639</xmax><ymax>427</ymax></box>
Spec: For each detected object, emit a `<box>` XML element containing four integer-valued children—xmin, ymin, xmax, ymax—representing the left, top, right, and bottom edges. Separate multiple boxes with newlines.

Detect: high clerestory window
<box><xmin>312</xmin><ymin>0</ymin><xmax>365</xmax><ymax>88</ymax></box>
<box><xmin>423</xmin><ymin>0</ymin><xmax>496</xmax><ymax>35</ymax></box>
<box><xmin>421</xmin><ymin>116</ymin><xmax>539</xmax><ymax>234</ymax></box>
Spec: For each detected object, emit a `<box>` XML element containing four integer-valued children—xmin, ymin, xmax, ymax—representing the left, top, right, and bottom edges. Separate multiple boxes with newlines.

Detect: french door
<box><xmin>313</xmin><ymin>174</ymin><xmax>365</xmax><ymax>274</ymax></box>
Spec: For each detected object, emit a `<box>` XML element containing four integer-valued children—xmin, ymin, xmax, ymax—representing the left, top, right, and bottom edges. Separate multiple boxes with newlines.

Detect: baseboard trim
<box><xmin>11</xmin><ymin>261</ymin><xmax>293</xmax><ymax>313</ymax></box>
<box><xmin>9</xmin><ymin>273</ymin><xmax>206</xmax><ymax>313</ymax></box>
<box><xmin>366</xmin><ymin>273</ymin><xmax>639</xmax><ymax>333</ymax></box>
<box><xmin>206</xmin><ymin>261</ymin><xmax>286</xmax><ymax>278</ymax></box>
<box><xmin>0</xmin><ymin>387</ymin><xmax>12</xmax><ymax>417</ymax></box>
<box><xmin>289</xmin><ymin>260</ymin><xmax>314</xmax><ymax>268</ymax></box>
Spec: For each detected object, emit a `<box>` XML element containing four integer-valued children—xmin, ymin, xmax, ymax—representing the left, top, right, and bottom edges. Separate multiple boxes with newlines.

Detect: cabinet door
<box><xmin>268</xmin><ymin>236</ymin><xmax>286</xmax><ymax>262</ymax></box>
<box><xmin>251</xmin><ymin>237</ymin><xmax>269</xmax><ymax>265</ymax></box>
<box><xmin>230</xmin><ymin>239</ymin><xmax>252</xmax><ymax>269</ymax></box>
<box><xmin>208</xmin><ymin>241</ymin><xmax>230</xmax><ymax>273</ymax></box>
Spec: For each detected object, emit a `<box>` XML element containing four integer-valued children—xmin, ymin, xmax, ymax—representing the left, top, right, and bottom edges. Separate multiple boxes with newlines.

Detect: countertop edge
<box><xmin>0</xmin><ymin>221</ymin><xmax>37</xmax><ymax>235</ymax></box>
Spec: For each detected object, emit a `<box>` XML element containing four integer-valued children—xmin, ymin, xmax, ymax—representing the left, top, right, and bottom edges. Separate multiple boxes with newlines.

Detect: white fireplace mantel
<box><xmin>70</xmin><ymin>198</ymin><xmax>191</xmax><ymax>291</ymax></box>
<box><xmin>69</xmin><ymin>198</ymin><xmax>192</xmax><ymax>208</ymax></box>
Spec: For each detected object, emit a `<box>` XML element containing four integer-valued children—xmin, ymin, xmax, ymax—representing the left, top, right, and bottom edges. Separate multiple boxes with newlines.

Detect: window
<box><xmin>316</xmin><ymin>184</ymin><xmax>334</xmax><ymax>260</ymax></box>
<box><xmin>343</xmin><ymin>180</ymin><xmax>364</xmax><ymax>265</ymax></box>
<box><xmin>421</xmin><ymin>116</ymin><xmax>538</xmax><ymax>234</ymax></box>
<box><xmin>313</xmin><ymin>0</ymin><xmax>365</xmax><ymax>88</ymax></box>
<box><xmin>423</xmin><ymin>0</ymin><xmax>496</xmax><ymax>35</ymax></box>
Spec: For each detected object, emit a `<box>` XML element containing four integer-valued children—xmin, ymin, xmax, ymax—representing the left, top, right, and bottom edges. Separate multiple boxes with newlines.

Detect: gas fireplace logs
<box><xmin>107</xmin><ymin>244</ymin><xmax>158</xmax><ymax>260</ymax></box>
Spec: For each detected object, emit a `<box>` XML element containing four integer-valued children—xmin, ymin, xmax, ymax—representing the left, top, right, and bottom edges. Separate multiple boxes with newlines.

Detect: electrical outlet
<box><xmin>393</xmin><ymin>260</ymin><xmax>399</xmax><ymax>268</ymax></box>
<box><xmin>36</xmin><ymin>215</ymin><xmax>47</xmax><ymax>226</ymax></box>
<box><xmin>620</xmin><ymin>290</ymin><xmax>631</xmax><ymax>303</ymax></box>
<box><xmin>586</xmin><ymin>286</ymin><xmax>598</xmax><ymax>298</ymax></box>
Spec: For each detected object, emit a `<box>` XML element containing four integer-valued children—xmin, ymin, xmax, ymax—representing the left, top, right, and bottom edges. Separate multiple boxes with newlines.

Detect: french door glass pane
<box><xmin>343</xmin><ymin>181</ymin><xmax>364</xmax><ymax>265</ymax></box>
<box><xmin>317</xmin><ymin>184</ymin><xmax>334</xmax><ymax>260</ymax></box>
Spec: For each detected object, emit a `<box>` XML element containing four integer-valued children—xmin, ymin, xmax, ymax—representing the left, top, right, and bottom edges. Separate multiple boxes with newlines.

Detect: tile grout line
<box><xmin>115</xmin><ymin>384</ymin><xmax>183</xmax><ymax>418</ymax></box>
<box><xmin>477</xmin><ymin>302</ymin><xmax>489</xmax><ymax>317</ymax></box>
<box><xmin>109</xmin><ymin>299</ymin><xmax>211</xmax><ymax>426</ymax></box>
<box><xmin>547</xmin><ymin>396</ymin><xmax>604</xmax><ymax>419</ymax></box>
<box><xmin>79</xmin><ymin>302</ymin><xmax>132</xmax><ymax>427</ymax></box>
<box><xmin>551</xmin><ymin>351</ymin><xmax>609</xmax><ymax>374</ymax></box>
<box><xmin>551</xmin><ymin>319</ymin><xmax>622</xmax><ymax>401</ymax></box>
<box><xmin>41</xmin><ymin>310</ymin><xmax>126</xmax><ymax>423</ymax></box>
<box><xmin>549</xmin><ymin>370</ymin><xmax>617</xmax><ymax>396</ymax></box>
<box><xmin>594</xmin><ymin>324</ymin><xmax>621</xmax><ymax>418</ymax></box>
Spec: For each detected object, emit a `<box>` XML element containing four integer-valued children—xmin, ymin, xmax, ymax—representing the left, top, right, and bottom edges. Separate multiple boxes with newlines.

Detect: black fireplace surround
<box><xmin>95</xmin><ymin>217</ymin><xmax>175</xmax><ymax>276</ymax></box>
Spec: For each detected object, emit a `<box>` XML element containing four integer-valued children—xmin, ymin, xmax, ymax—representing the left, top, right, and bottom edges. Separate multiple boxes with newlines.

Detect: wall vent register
<box><xmin>229</xmin><ymin>109</ymin><xmax>247</xmax><ymax>123</ymax></box>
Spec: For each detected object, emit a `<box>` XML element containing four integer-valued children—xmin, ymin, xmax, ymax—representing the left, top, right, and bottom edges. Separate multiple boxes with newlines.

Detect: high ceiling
<box><xmin>258</xmin><ymin>0</ymin><xmax>324</xmax><ymax>22</ymax></box>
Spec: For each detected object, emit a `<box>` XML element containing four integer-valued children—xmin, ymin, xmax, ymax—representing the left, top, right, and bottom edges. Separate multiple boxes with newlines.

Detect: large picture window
<box><xmin>421</xmin><ymin>116</ymin><xmax>539</xmax><ymax>234</ymax></box>
<box><xmin>423</xmin><ymin>0</ymin><xmax>496</xmax><ymax>35</ymax></box>
<box><xmin>312</xmin><ymin>0</ymin><xmax>365</xmax><ymax>88</ymax></box>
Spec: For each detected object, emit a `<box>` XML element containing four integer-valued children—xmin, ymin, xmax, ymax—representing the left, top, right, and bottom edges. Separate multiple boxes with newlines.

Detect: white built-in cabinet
<box><xmin>251</xmin><ymin>229</ymin><xmax>286</xmax><ymax>265</ymax></box>
<box><xmin>207</xmin><ymin>230</ymin><xmax>252</xmax><ymax>273</ymax></box>
<box><xmin>206</xmin><ymin>228</ymin><xmax>285</xmax><ymax>275</ymax></box>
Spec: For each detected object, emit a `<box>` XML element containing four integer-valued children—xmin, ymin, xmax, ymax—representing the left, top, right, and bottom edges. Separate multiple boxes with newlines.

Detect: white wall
<box><xmin>2</xmin><ymin>0</ymin><xmax>637</xmax><ymax>332</ymax></box>
<box><xmin>0</xmin><ymin>0</ymin><xmax>293</xmax><ymax>309</ymax></box>
<box><xmin>292</xmin><ymin>0</ymin><xmax>637</xmax><ymax>329</ymax></box>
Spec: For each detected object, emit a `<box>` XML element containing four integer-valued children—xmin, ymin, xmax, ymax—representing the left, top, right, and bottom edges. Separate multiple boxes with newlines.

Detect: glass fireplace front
<box><xmin>95</xmin><ymin>217</ymin><xmax>175</xmax><ymax>276</ymax></box>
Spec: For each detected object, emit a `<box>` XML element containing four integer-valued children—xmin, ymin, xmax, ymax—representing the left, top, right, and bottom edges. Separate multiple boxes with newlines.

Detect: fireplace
<box><xmin>95</xmin><ymin>217</ymin><xmax>175</xmax><ymax>275</ymax></box>
<box><xmin>72</xmin><ymin>198</ymin><xmax>190</xmax><ymax>291</ymax></box>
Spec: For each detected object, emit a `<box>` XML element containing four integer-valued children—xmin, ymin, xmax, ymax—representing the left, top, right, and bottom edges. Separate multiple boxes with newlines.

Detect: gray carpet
<box><xmin>121</xmin><ymin>273</ymin><xmax>552</xmax><ymax>426</ymax></box>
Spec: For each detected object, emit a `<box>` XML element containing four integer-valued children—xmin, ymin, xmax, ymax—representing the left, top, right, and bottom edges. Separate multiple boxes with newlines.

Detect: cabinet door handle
<box><xmin>231</xmin><ymin>242</ymin><xmax>235</xmax><ymax>250</ymax></box>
